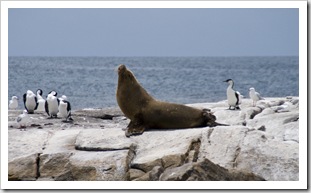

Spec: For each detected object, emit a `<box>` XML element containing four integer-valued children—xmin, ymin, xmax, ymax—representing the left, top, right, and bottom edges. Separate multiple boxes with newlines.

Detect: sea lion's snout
<box><xmin>118</xmin><ymin>64</ymin><xmax>127</xmax><ymax>74</ymax></box>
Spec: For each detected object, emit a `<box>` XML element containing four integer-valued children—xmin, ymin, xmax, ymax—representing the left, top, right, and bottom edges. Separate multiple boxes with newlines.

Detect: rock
<box><xmin>69</xmin><ymin>150</ymin><xmax>131</xmax><ymax>181</ymax></box>
<box><xmin>133</xmin><ymin>172</ymin><xmax>151</xmax><ymax>181</ymax></box>
<box><xmin>283</xmin><ymin>114</ymin><xmax>299</xmax><ymax>124</ymax></box>
<box><xmin>213</xmin><ymin>109</ymin><xmax>245</xmax><ymax>126</ymax></box>
<box><xmin>149</xmin><ymin>166</ymin><xmax>164</xmax><ymax>181</ymax></box>
<box><xmin>199</xmin><ymin>126</ymin><xmax>299</xmax><ymax>181</ymax></box>
<box><xmin>8</xmin><ymin>154</ymin><xmax>39</xmax><ymax>181</ymax></box>
<box><xmin>268</xmin><ymin>100</ymin><xmax>285</xmax><ymax>107</ymax></box>
<box><xmin>239</xmin><ymin>107</ymin><xmax>262</xmax><ymax>120</ymax></box>
<box><xmin>75</xmin><ymin>128</ymin><xmax>134</xmax><ymax>151</ymax></box>
<box><xmin>198</xmin><ymin>126</ymin><xmax>248</xmax><ymax>169</ymax></box>
<box><xmin>39</xmin><ymin>152</ymin><xmax>73</xmax><ymax>180</ymax></box>
<box><xmin>131</xmin><ymin>158</ymin><xmax>163</xmax><ymax>173</ymax></box>
<box><xmin>9</xmin><ymin>129</ymin><xmax>49</xmax><ymax>161</ymax></box>
<box><xmin>39</xmin><ymin>150</ymin><xmax>133</xmax><ymax>181</ymax></box>
<box><xmin>128</xmin><ymin>169</ymin><xmax>145</xmax><ymax>180</ymax></box>
<box><xmin>256</xmin><ymin>108</ymin><xmax>275</xmax><ymax>118</ymax></box>
<box><xmin>162</xmin><ymin>154</ymin><xmax>185</xmax><ymax>169</ymax></box>
<box><xmin>257</xmin><ymin>125</ymin><xmax>266</xmax><ymax>131</ymax></box>
<box><xmin>159</xmin><ymin>159</ymin><xmax>264</xmax><ymax>181</ymax></box>
<box><xmin>283</xmin><ymin>121</ymin><xmax>299</xmax><ymax>142</ymax></box>
<box><xmin>246</xmin><ymin>111</ymin><xmax>299</xmax><ymax>140</ymax></box>
<box><xmin>130</xmin><ymin>128</ymin><xmax>203</xmax><ymax>172</ymax></box>
<box><xmin>74</xmin><ymin>107</ymin><xmax>123</xmax><ymax>118</ymax></box>
<box><xmin>42</xmin><ymin>129</ymin><xmax>81</xmax><ymax>154</ymax></box>
<box><xmin>290</xmin><ymin>98</ymin><xmax>299</xmax><ymax>105</ymax></box>
<box><xmin>7</xmin><ymin>97</ymin><xmax>299</xmax><ymax>182</ymax></box>
<box><xmin>160</xmin><ymin>162</ymin><xmax>194</xmax><ymax>181</ymax></box>
<box><xmin>236</xmin><ymin>131</ymin><xmax>299</xmax><ymax>181</ymax></box>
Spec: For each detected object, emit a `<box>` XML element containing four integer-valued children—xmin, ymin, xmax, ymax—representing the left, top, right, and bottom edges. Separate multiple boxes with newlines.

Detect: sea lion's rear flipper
<box><xmin>202</xmin><ymin>110</ymin><xmax>229</xmax><ymax>127</ymax></box>
<box><xmin>125</xmin><ymin>118</ymin><xmax>146</xmax><ymax>137</ymax></box>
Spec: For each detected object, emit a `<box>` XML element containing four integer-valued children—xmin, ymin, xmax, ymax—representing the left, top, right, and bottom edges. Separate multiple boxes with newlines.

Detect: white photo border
<box><xmin>1</xmin><ymin>0</ymin><xmax>307</xmax><ymax>190</ymax></box>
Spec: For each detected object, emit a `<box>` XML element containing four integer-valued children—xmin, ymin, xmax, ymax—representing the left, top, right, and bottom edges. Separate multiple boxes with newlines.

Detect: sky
<box><xmin>8</xmin><ymin>8</ymin><xmax>299</xmax><ymax>57</ymax></box>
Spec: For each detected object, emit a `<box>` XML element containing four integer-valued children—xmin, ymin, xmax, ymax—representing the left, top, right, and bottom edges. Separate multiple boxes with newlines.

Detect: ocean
<box><xmin>8</xmin><ymin>56</ymin><xmax>299</xmax><ymax>110</ymax></box>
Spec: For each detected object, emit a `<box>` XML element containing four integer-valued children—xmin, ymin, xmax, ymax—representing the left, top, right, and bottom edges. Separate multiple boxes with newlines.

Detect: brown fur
<box><xmin>116</xmin><ymin>64</ymin><xmax>220</xmax><ymax>137</ymax></box>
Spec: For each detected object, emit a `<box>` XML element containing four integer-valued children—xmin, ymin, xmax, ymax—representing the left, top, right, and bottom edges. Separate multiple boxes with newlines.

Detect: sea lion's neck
<box><xmin>117</xmin><ymin>70</ymin><xmax>155</xmax><ymax>116</ymax></box>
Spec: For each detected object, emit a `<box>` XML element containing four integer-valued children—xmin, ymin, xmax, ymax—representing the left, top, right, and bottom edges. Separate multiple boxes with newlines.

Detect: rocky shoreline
<box><xmin>8</xmin><ymin>97</ymin><xmax>299</xmax><ymax>181</ymax></box>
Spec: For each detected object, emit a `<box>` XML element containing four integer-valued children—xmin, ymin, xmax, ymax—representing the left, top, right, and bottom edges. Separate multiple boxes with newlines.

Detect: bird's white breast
<box><xmin>47</xmin><ymin>96</ymin><xmax>58</xmax><ymax>115</ymax></box>
<box><xmin>58</xmin><ymin>102</ymin><xmax>68</xmax><ymax>117</ymax></box>
<box><xmin>227</xmin><ymin>87</ymin><xmax>238</xmax><ymax>106</ymax></box>
<box><xmin>26</xmin><ymin>94</ymin><xmax>36</xmax><ymax>110</ymax></box>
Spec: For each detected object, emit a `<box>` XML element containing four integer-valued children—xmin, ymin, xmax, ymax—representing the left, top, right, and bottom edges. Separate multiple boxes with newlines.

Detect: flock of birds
<box><xmin>9</xmin><ymin>79</ymin><xmax>264</xmax><ymax>129</ymax></box>
<box><xmin>9</xmin><ymin>89</ymin><xmax>73</xmax><ymax>129</ymax></box>
<box><xmin>224</xmin><ymin>79</ymin><xmax>264</xmax><ymax>110</ymax></box>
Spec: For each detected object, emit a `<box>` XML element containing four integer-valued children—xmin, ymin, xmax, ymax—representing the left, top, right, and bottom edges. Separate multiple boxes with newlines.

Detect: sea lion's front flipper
<box><xmin>124</xmin><ymin>118</ymin><xmax>146</xmax><ymax>137</ymax></box>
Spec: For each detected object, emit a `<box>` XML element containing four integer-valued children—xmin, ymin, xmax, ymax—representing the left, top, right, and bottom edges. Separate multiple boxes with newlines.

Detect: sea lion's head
<box><xmin>118</xmin><ymin>64</ymin><xmax>127</xmax><ymax>75</ymax></box>
<box><xmin>117</xmin><ymin>64</ymin><xmax>136</xmax><ymax>83</ymax></box>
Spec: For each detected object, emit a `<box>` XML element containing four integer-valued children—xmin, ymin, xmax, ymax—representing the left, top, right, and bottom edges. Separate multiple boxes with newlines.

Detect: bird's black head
<box><xmin>36</xmin><ymin>89</ymin><xmax>43</xmax><ymax>96</ymax></box>
<box><xmin>48</xmin><ymin>90</ymin><xmax>58</xmax><ymax>96</ymax></box>
<box><xmin>223</xmin><ymin>79</ymin><xmax>233</xmax><ymax>83</ymax></box>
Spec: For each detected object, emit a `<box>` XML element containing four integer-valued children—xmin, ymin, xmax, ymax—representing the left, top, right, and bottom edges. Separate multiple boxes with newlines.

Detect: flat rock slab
<box><xmin>199</xmin><ymin>126</ymin><xmax>299</xmax><ymax>181</ymax></box>
<box><xmin>199</xmin><ymin>126</ymin><xmax>249</xmax><ymax>169</ymax></box>
<box><xmin>43</xmin><ymin>129</ymin><xmax>81</xmax><ymax>154</ymax></box>
<box><xmin>75</xmin><ymin>128</ymin><xmax>134</xmax><ymax>151</ymax></box>
<box><xmin>39</xmin><ymin>150</ymin><xmax>131</xmax><ymax>181</ymax></box>
<box><xmin>132</xmin><ymin>128</ymin><xmax>204</xmax><ymax>163</ymax></box>
<box><xmin>237</xmin><ymin>131</ymin><xmax>299</xmax><ymax>181</ymax></box>
<box><xmin>9</xmin><ymin>154</ymin><xmax>39</xmax><ymax>181</ymax></box>
<box><xmin>70</xmin><ymin>150</ymin><xmax>131</xmax><ymax>181</ymax></box>
<box><xmin>9</xmin><ymin>129</ymin><xmax>49</xmax><ymax>161</ymax></box>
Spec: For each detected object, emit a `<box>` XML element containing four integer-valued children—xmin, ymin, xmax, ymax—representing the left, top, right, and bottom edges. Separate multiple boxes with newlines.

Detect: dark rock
<box><xmin>160</xmin><ymin>159</ymin><xmax>265</xmax><ymax>181</ymax></box>
<box><xmin>257</xmin><ymin>125</ymin><xmax>266</xmax><ymax>131</ymax></box>
<box><xmin>131</xmin><ymin>158</ymin><xmax>162</xmax><ymax>173</ymax></box>
<box><xmin>39</xmin><ymin>152</ymin><xmax>73</xmax><ymax>180</ymax></box>
<box><xmin>8</xmin><ymin>154</ymin><xmax>38</xmax><ymax>181</ymax></box>
<box><xmin>162</xmin><ymin>154</ymin><xmax>185</xmax><ymax>169</ymax></box>
<box><xmin>128</xmin><ymin>169</ymin><xmax>145</xmax><ymax>180</ymax></box>
<box><xmin>149</xmin><ymin>166</ymin><xmax>164</xmax><ymax>181</ymax></box>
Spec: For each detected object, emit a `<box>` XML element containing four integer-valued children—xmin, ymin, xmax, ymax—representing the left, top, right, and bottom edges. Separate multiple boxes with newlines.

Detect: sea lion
<box><xmin>116</xmin><ymin>64</ymin><xmax>222</xmax><ymax>137</ymax></box>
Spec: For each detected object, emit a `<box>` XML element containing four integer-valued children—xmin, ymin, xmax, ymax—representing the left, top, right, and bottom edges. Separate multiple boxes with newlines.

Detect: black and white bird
<box><xmin>224</xmin><ymin>79</ymin><xmax>241</xmax><ymax>110</ymax></box>
<box><xmin>36</xmin><ymin>89</ymin><xmax>46</xmax><ymax>112</ymax></box>
<box><xmin>249</xmin><ymin>87</ymin><xmax>264</xmax><ymax>107</ymax></box>
<box><xmin>16</xmin><ymin>110</ymin><xmax>30</xmax><ymax>129</ymax></box>
<box><xmin>23</xmin><ymin>90</ymin><xmax>38</xmax><ymax>114</ymax></box>
<box><xmin>45</xmin><ymin>90</ymin><xmax>59</xmax><ymax>118</ymax></box>
<box><xmin>9</xmin><ymin>96</ymin><xmax>19</xmax><ymax>110</ymax></box>
<box><xmin>58</xmin><ymin>100</ymin><xmax>73</xmax><ymax>122</ymax></box>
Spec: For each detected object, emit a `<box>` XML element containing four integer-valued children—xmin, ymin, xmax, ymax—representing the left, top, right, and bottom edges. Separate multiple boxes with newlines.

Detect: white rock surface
<box><xmin>7</xmin><ymin>97</ymin><xmax>299</xmax><ymax>181</ymax></box>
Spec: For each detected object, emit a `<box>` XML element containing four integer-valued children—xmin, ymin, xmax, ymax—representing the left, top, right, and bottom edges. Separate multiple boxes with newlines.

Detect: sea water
<box><xmin>8</xmin><ymin>56</ymin><xmax>299</xmax><ymax>110</ymax></box>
